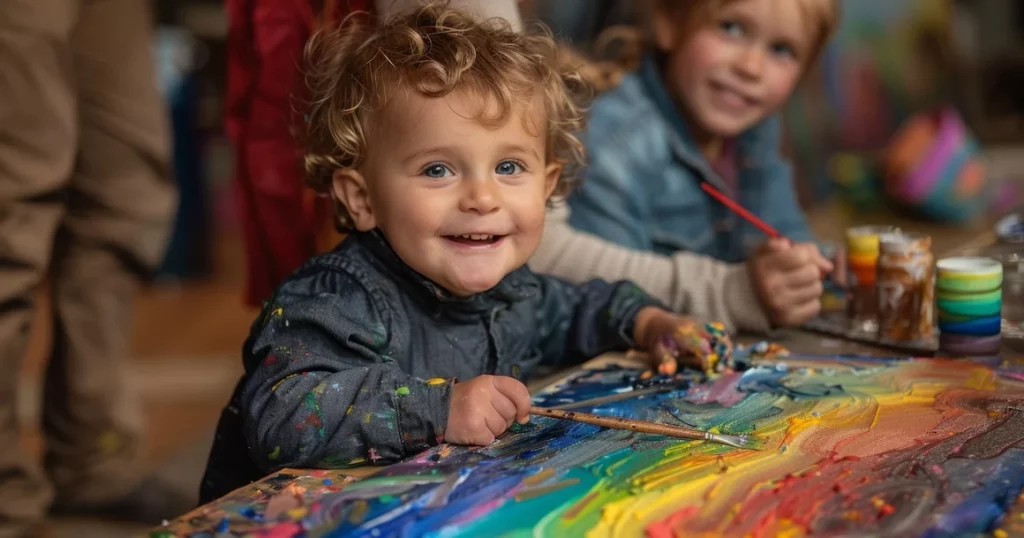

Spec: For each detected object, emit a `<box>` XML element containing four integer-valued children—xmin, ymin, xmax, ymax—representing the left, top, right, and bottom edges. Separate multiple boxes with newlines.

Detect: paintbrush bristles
<box><xmin>529</xmin><ymin>407</ymin><xmax>759</xmax><ymax>450</ymax></box>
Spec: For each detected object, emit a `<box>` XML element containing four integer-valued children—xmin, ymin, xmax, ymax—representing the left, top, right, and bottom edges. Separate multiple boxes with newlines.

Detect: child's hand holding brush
<box><xmin>633</xmin><ymin>309</ymin><xmax>734</xmax><ymax>376</ymax></box>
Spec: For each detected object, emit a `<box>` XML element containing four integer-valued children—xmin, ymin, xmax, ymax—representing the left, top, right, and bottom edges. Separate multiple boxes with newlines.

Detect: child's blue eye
<box><xmin>495</xmin><ymin>160</ymin><xmax>523</xmax><ymax>175</ymax></box>
<box><xmin>720</xmin><ymin>20</ymin><xmax>744</xmax><ymax>38</ymax></box>
<box><xmin>423</xmin><ymin>164</ymin><xmax>453</xmax><ymax>179</ymax></box>
<box><xmin>770</xmin><ymin>43</ymin><xmax>796</xmax><ymax>60</ymax></box>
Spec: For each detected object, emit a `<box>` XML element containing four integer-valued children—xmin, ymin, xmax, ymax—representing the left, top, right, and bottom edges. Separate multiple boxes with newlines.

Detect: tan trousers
<box><xmin>0</xmin><ymin>0</ymin><xmax>176</xmax><ymax>532</ymax></box>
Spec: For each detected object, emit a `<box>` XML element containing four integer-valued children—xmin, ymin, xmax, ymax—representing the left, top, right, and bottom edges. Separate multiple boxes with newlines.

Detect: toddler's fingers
<box><xmin>670</xmin><ymin>327</ymin><xmax>713</xmax><ymax>373</ymax></box>
<box><xmin>490</xmin><ymin>392</ymin><xmax>517</xmax><ymax>426</ymax></box>
<box><xmin>483</xmin><ymin>409</ymin><xmax>507</xmax><ymax>438</ymax></box>
<box><xmin>494</xmin><ymin>376</ymin><xmax>532</xmax><ymax>424</ymax></box>
<box><xmin>650</xmin><ymin>335</ymin><xmax>679</xmax><ymax>376</ymax></box>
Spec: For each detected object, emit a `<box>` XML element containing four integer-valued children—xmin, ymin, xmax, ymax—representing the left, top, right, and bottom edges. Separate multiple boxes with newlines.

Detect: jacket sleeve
<box><xmin>531</xmin><ymin>274</ymin><xmax>665</xmax><ymax>366</ymax></box>
<box><xmin>240</xmin><ymin>270</ymin><xmax>452</xmax><ymax>472</ymax></box>
<box><xmin>565</xmin><ymin>147</ymin><xmax>653</xmax><ymax>250</ymax></box>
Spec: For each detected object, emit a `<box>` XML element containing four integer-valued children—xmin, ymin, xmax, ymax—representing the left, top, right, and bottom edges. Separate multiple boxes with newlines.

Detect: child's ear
<box><xmin>331</xmin><ymin>168</ymin><xmax>376</xmax><ymax>231</ymax></box>
<box><xmin>543</xmin><ymin>163</ymin><xmax>563</xmax><ymax>199</ymax></box>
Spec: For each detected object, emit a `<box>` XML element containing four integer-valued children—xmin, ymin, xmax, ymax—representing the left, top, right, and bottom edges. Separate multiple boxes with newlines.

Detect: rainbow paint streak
<box><xmin>273</xmin><ymin>359</ymin><xmax>1024</xmax><ymax>537</ymax></box>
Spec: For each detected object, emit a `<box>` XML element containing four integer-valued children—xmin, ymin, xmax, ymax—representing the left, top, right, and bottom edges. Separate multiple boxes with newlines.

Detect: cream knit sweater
<box><xmin>529</xmin><ymin>203</ymin><xmax>773</xmax><ymax>333</ymax></box>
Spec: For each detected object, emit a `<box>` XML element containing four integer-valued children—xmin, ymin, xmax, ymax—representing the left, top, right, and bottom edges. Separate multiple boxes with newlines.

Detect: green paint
<box><xmin>395</xmin><ymin>386</ymin><xmax>410</xmax><ymax>396</ymax></box>
<box><xmin>269</xmin><ymin>446</ymin><xmax>281</xmax><ymax>460</ymax></box>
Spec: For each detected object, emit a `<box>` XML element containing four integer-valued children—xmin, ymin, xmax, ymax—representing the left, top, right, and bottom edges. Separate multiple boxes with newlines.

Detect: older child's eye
<box><xmin>423</xmin><ymin>164</ymin><xmax>453</xmax><ymax>179</ymax></box>
<box><xmin>719</xmin><ymin>20</ymin><xmax>744</xmax><ymax>38</ymax></box>
<box><xmin>495</xmin><ymin>160</ymin><xmax>523</xmax><ymax>175</ymax></box>
<box><xmin>770</xmin><ymin>42</ymin><xmax>797</xmax><ymax>60</ymax></box>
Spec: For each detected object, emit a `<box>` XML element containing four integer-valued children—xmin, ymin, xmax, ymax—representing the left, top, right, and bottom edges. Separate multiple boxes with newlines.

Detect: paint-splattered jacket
<box><xmin>200</xmin><ymin>229</ymin><xmax>661</xmax><ymax>503</ymax></box>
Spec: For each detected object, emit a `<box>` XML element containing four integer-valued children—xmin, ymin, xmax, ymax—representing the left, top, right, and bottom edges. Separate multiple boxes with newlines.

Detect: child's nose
<box><xmin>735</xmin><ymin>45</ymin><xmax>766</xmax><ymax>80</ymax></box>
<box><xmin>458</xmin><ymin>179</ymin><xmax>500</xmax><ymax>214</ymax></box>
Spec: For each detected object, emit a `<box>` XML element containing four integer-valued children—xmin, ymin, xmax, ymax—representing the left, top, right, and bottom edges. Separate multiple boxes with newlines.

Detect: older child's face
<box><xmin>656</xmin><ymin>0</ymin><xmax>813</xmax><ymax>139</ymax></box>
<box><xmin>346</xmin><ymin>89</ymin><xmax>559</xmax><ymax>296</ymax></box>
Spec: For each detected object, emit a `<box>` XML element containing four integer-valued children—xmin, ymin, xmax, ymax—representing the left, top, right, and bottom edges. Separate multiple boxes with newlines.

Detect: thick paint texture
<box><xmin>207</xmin><ymin>359</ymin><xmax>1024</xmax><ymax>537</ymax></box>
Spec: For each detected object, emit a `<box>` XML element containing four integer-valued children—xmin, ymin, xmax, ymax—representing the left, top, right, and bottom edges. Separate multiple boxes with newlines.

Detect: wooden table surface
<box><xmin>156</xmin><ymin>203</ymin><xmax>1021</xmax><ymax>536</ymax></box>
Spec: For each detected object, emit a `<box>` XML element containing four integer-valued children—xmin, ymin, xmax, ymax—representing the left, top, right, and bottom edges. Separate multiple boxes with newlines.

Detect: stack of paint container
<box><xmin>937</xmin><ymin>257</ymin><xmax>1003</xmax><ymax>356</ymax></box>
<box><xmin>845</xmin><ymin>226</ymin><xmax>897</xmax><ymax>334</ymax></box>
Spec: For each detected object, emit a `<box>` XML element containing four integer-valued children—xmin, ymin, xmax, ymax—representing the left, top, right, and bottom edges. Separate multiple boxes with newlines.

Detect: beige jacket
<box><xmin>529</xmin><ymin>203</ymin><xmax>773</xmax><ymax>333</ymax></box>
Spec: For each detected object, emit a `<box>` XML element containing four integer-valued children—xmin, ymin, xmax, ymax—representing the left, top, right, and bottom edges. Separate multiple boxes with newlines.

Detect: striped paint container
<box><xmin>936</xmin><ymin>257</ymin><xmax>1003</xmax><ymax>356</ymax></box>
<box><xmin>883</xmin><ymin>107</ymin><xmax>989</xmax><ymax>224</ymax></box>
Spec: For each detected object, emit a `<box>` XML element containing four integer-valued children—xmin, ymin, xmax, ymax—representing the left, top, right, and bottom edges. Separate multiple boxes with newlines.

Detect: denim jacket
<box><xmin>568</xmin><ymin>55</ymin><xmax>814</xmax><ymax>264</ymax></box>
<box><xmin>199</xmin><ymin>229</ymin><xmax>661</xmax><ymax>502</ymax></box>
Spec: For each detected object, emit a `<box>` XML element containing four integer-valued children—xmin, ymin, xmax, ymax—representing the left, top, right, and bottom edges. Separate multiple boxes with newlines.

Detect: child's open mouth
<box><xmin>444</xmin><ymin>234</ymin><xmax>505</xmax><ymax>247</ymax></box>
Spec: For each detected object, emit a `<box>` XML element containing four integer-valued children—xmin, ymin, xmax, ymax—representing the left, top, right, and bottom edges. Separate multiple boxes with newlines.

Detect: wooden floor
<box><xmin>21</xmin><ymin>233</ymin><xmax>256</xmax><ymax>537</ymax></box>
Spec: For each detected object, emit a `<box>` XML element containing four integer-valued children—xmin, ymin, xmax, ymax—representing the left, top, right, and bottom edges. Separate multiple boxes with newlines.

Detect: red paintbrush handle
<box><xmin>700</xmin><ymin>182</ymin><xmax>782</xmax><ymax>240</ymax></box>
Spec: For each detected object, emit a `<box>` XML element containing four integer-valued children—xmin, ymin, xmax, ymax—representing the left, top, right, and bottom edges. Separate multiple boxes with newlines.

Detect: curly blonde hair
<box><xmin>302</xmin><ymin>3</ymin><xmax>587</xmax><ymax>230</ymax></box>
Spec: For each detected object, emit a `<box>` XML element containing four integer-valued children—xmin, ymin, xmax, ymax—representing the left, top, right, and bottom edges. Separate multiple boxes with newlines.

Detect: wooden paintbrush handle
<box><xmin>529</xmin><ymin>407</ymin><xmax>704</xmax><ymax>441</ymax></box>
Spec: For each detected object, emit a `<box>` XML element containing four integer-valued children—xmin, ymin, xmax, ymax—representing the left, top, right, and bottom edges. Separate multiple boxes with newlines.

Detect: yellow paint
<box><xmin>287</xmin><ymin>507</ymin><xmax>309</xmax><ymax>520</ymax></box>
<box><xmin>98</xmin><ymin>431</ymin><xmax>121</xmax><ymax>454</ymax></box>
<box><xmin>349</xmin><ymin>500</ymin><xmax>370</xmax><ymax>524</ymax></box>
<box><xmin>272</xmin><ymin>373</ymin><xmax>298</xmax><ymax>392</ymax></box>
<box><xmin>993</xmin><ymin>530</ymin><xmax>1008</xmax><ymax>538</ymax></box>
<box><xmin>523</xmin><ymin>468</ymin><xmax>556</xmax><ymax>487</ymax></box>
<box><xmin>966</xmin><ymin>368</ymin><xmax>997</xmax><ymax>391</ymax></box>
<box><xmin>426</xmin><ymin>378</ymin><xmax>447</xmax><ymax>386</ymax></box>
<box><xmin>346</xmin><ymin>405</ymin><xmax>354</xmax><ymax>416</ymax></box>
<box><xmin>348</xmin><ymin>457</ymin><xmax>366</xmax><ymax>465</ymax></box>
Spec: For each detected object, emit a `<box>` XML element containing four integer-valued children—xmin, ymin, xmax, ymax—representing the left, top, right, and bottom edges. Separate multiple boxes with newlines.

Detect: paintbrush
<box><xmin>529</xmin><ymin>407</ymin><xmax>758</xmax><ymax>450</ymax></box>
<box><xmin>701</xmin><ymin>182</ymin><xmax>829</xmax><ymax>279</ymax></box>
<box><xmin>700</xmin><ymin>182</ymin><xmax>782</xmax><ymax>239</ymax></box>
<box><xmin>545</xmin><ymin>385</ymin><xmax>679</xmax><ymax>410</ymax></box>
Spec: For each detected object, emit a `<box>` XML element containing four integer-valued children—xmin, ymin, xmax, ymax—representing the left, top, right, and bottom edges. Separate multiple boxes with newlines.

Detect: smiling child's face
<box><xmin>334</xmin><ymin>89</ymin><xmax>560</xmax><ymax>297</ymax></box>
<box><xmin>656</xmin><ymin>0</ymin><xmax>815</xmax><ymax>140</ymax></box>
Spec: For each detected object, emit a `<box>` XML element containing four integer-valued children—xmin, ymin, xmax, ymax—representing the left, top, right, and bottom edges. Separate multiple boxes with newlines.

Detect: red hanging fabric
<box><xmin>225</xmin><ymin>0</ymin><xmax>370</xmax><ymax>306</ymax></box>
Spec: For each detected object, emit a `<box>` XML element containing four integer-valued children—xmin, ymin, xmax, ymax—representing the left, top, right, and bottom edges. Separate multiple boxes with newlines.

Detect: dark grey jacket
<box><xmin>199</xmin><ymin>230</ymin><xmax>660</xmax><ymax>503</ymax></box>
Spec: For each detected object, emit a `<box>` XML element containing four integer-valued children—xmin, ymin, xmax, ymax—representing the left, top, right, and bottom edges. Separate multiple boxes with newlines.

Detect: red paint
<box><xmin>645</xmin><ymin>507</ymin><xmax>698</xmax><ymax>538</ymax></box>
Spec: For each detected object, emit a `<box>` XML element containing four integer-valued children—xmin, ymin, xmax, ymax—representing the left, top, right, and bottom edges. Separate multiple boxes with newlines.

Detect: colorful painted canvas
<box><xmin>168</xmin><ymin>356</ymin><xmax>1024</xmax><ymax>537</ymax></box>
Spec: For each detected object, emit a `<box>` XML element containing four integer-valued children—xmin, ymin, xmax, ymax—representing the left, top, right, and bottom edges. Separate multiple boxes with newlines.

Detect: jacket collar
<box><xmin>355</xmin><ymin>229</ymin><xmax>538</xmax><ymax>314</ymax></box>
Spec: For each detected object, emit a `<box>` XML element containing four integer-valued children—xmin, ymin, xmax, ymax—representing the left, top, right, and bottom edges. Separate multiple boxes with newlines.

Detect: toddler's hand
<box><xmin>749</xmin><ymin>239</ymin><xmax>832</xmax><ymax>327</ymax></box>
<box><xmin>445</xmin><ymin>375</ymin><xmax>531</xmax><ymax>446</ymax></box>
<box><xmin>635</xmin><ymin>308</ymin><xmax>734</xmax><ymax>375</ymax></box>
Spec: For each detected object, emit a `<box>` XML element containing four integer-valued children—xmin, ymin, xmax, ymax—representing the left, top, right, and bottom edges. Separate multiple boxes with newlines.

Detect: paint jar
<box><xmin>970</xmin><ymin>244</ymin><xmax>1024</xmax><ymax>351</ymax></box>
<box><xmin>877</xmin><ymin>233</ymin><xmax>935</xmax><ymax>344</ymax></box>
<box><xmin>937</xmin><ymin>257</ymin><xmax>1003</xmax><ymax>356</ymax></box>
<box><xmin>845</xmin><ymin>225</ymin><xmax>898</xmax><ymax>335</ymax></box>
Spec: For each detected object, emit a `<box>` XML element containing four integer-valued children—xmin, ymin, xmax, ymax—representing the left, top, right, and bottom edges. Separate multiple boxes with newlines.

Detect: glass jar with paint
<box><xmin>845</xmin><ymin>225</ymin><xmax>898</xmax><ymax>335</ymax></box>
<box><xmin>969</xmin><ymin>244</ymin><xmax>1024</xmax><ymax>351</ymax></box>
<box><xmin>877</xmin><ymin>232</ymin><xmax>935</xmax><ymax>344</ymax></box>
